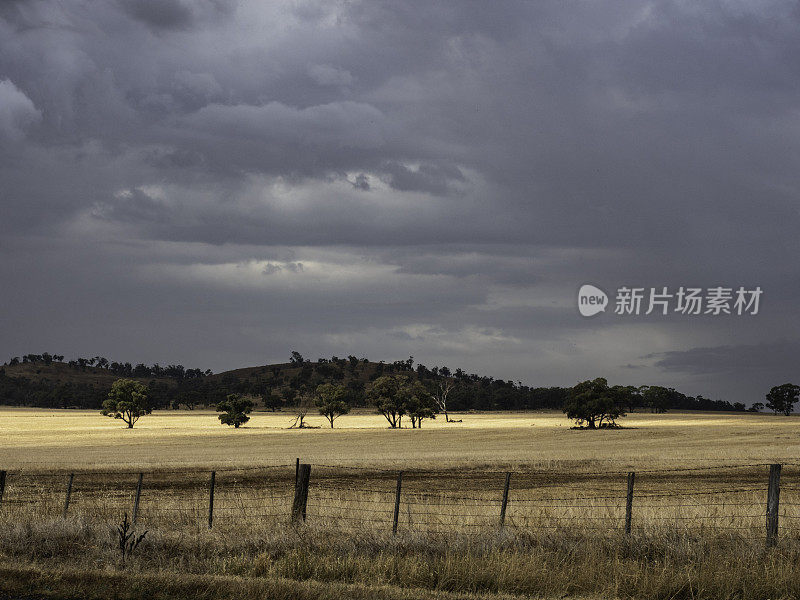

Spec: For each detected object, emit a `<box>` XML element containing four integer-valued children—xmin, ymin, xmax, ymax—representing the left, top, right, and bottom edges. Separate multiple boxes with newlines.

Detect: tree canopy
<box><xmin>563</xmin><ymin>378</ymin><xmax>630</xmax><ymax>429</ymax></box>
<box><xmin>368</xmin><ymin>375</ymin><xmax>407</xmax><ymax>428</ymax></box>
<box><xmin>765</xmin><ymin>383</ymin><xmax>800</xmax><ymax>416</ymax></box>
<box><xmin>315</xmin><ymin>383</ymin><xmax>350</xmax><ymax>428</ymax></box>
<box><xmin>400</xmin><ymin>380</ymin><xmax>437</xmax><ymax>428</ymax></box>
<box><xmin>101</xmin><ymin>378</ymin><xmax>151</xmax><ymax>428</ymax></box>
<box><xmin>367</xmin><ymin>375</ymin><xmax>437</xmax><ymax>428</ymax></box>
<box><xmin>216</xmin><ymin>393</ymin><xmax>254</xmax><ymax>428</ymax></box>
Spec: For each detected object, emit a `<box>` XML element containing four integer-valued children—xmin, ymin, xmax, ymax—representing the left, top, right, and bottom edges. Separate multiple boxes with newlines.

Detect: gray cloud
<box><xmin>1</xmin><ymin>1</ymin><xmax>799</xmax><ymax>403</ymax></box>
<box><xmin>307</xmin><ymin>64</ymin><xmax>354</xmax><ymax>87</ymax></box>
<box><xmin>120</xmin><ymin>0</ymin><xmax>233</xmax><ymax>31</ymax></box>
<box><xmin>120</xmin><ymin>0</ymin><xmax>194</xmax><ymax>30</ymax></box>
<box><xmin>381</xmin><ymin>161</ymin><xmax>464</xmax><ymax>195</ymax></box>
<box><xmin>183</xmin><ymin>100</ymin><xmax>390</xmax><ymax>153</ymax></box>
<box><xmin>649</xmin><ymin>340</ymin><xmax>800</xmax><ymax>378</ymax></box>
<box><xmin>0</xmin><ymin>79</ymin><xmax>40</xmax><ymax>141</ymax></box>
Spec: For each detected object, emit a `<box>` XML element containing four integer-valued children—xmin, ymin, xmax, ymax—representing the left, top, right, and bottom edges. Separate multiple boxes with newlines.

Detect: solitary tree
<box><xmin>402</xmin><ymin>381</ymin><xmax>437</xmax><ymax>428</ymax></box>
<box><xmin>765</xmin><ymin>383</ymin><xmax>800</xmax><ymax>416</ymax></box>
<box><xmin>563</xmin><ymin>378</ymin><xmax>628</xmax><ymax>429</ymax></box>
<box><xmin>216</xmin><ymin>394</ymin><xmax>254</xmax><ymax>428</ymax></box>
<box><xmin>368</xmin><ymin>375</ymin><xmax>406</xmax><ymax>428</ymax></box>
<box><xmin>431</xmin><ymin>379</ymin><xmax>455</xmax><ymax>422</ymax></box>
<box><xmin>315</xmin><ymin>383</ymin><xmax>350</xmax><ymax>428</ymax></box>
<box><xmin>290</xmin><ymin>392</ymin><xmax>315</xmax><ymax>428</ymax></box>
<box><xmin>101</xmin><ymin>378</ymin><xmax>151</xmax><ymax>428</ymax></box>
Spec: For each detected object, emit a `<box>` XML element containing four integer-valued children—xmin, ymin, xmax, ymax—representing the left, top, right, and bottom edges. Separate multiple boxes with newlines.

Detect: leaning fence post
<box><xmin>132</xmin><ymin>472</ymin><xmax>144</xmax><ymax>526</ymax></box>
<box><xmin>0</xmin><ymin>470</ymin><xmax>6</xmax><ymax>506</ymax></box>
<box><xmin>292</xmin><ymin>464</ymin><xmax>311</xmax><ymax>523</ymax></box>
<box><xmin>766</xmin><ymin>463</ymin><xmax>782</xmax><ymax>547</ymax></box>
<box><xmin>500</xmin><ymin>472</ymin><xmax>511</xmax><ymax>527</ymax></box>
<box><xmin>208</xmin><ymin>471</ymin><xmax>216</xmax><ymax>529</ymax></box>
<box><xmin>625</xmin><ymin>471</ymin><xmax>635</xmax><ymax>535</ymax></box>
<box><xmin>62</xmin><ymin>473</ymin><xmax>74</xmax><ymax>519</ymax></box>
<box><xmin>393</xmin><ymin>471</ymin><xmax>403</xmax><ymax>535</ymax></box>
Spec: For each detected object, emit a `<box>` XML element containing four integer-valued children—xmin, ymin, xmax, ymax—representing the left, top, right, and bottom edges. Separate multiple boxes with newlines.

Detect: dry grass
<box><xmin>2</xmin><ymin>463</ymin><xmax>798</xmax><ymax>538</ymax></box>
<box><xmin>1</xmin><ymin>463</ymin><xmax>799</xmax><ymax>599</ymax></box>
<box><xmin>1</xmin><ymin>517</ymin><xmax>800</xmax><ymax>600</ymax></box>
<box><xmin>2</xmin><ymin>408</ymin><xmax>800</xmax><ymax>599</ymax></box>
<box><xmin>2</xmin><ymin>408</ymin><xmax>800</xmax><ymax>471</ymax></box>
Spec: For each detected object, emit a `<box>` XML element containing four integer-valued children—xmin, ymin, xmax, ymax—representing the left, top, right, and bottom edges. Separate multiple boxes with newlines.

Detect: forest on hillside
<box><xmin>0</xmin><ymin>351</ymin><xmax>748</xmax><ymax>413</ymax></box>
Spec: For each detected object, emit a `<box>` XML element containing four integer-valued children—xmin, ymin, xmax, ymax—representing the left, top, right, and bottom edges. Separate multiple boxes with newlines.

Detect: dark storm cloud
<box><xmin>120</xmin><ymin>0</ymin><xmax>236</xmax><ymax>31</ymax></box>
<box><xmin>1</xmin><ymin>0</ymin><xmax>799</xmax><ymax>402</ymax></box>
<box><xmin>649</xmin><ymin>340</ymin><xmax>800</xmax><ymax>378</ymax></box>
<box><xmin>120</xmin><ymin>0</ymin><xmax>194</xmax><ymax>30</ymax></box>
<box><xmin>0</xmin><ymin>78</ymin><xmax>40</xmax><ymax>141</ymax></box>
<box><xmin>643</xmin><ymin>340</ymin><xmax>800</xmax><ymax>404</ymax></box>
<box><xmin>381</xmin><ymin>161</ymin><xmax>464</xmax><ymax>195</ymax></box>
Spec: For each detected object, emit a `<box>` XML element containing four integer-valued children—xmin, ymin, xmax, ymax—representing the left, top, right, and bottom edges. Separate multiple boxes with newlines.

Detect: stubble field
<box><xmin>1</xmin><ymin>408</ymin><xmax>800</xmax><ymax>600</ymax></box>
<box><xmin>2</xmin><ymin>407</ymin><xmax>799</xmax><ymax>470</ymax></box>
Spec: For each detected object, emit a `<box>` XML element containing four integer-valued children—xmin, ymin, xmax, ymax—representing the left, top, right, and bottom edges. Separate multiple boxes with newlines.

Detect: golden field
<box><xmin>2</xmin><ymin>408</ymin><xmax>800</xmax><ymax>600</ymax></box>
<box><xmin>1</xmin><ymin>407</ymin><xmax>799</xmax><ymax>471</ymax></box>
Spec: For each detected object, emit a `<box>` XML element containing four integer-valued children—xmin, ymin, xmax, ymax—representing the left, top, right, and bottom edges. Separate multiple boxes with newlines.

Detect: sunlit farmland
<box><xmin>1</xmin><ymin>407</ymin><xmax>799</xmax><ymax>471</ymax></box>
<box><xmin>3</xmin><ymin>408</ymin><xmax>800</xmax><ymax>600</ymax></box>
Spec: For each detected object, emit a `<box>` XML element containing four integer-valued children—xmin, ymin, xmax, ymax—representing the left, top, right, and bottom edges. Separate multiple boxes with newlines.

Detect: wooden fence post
<box><xmin>393</xmin><ymin>471</ymin><xmax>403</xmax><ymax>535</ymax></box>
<box><xmin>625</xmin><ymin>471</ymin><xmax>635</xmax><ymax>535</ymax></box>
<box><xmin>295</xmin><ymin>458</ymin><xmax>300</xmax><ymax>484</ymax></box>
<box><xmin>62</xmin><ymin>473</ymin><xmax>74</xmax><ymax>519</ymax></box>
<box><xmin>132</xmin><ymin>473</ymin><xmax>144</xmax><ymax>526</ymax></box>
<box><xmin>766</xmin><ymin>463</ymin><xmax>782</xmax><ymax>547</ymax></box>
<box><xmin>0</xmin><ymin>470</ymin><xmax>6</xmax><ymax>506</ymax></box>
<box><xmin>208</xmin><ymin>471</ymin><xmax>216</xmax><ymax>529</ymax></box>
<box><xmin>292</xmin><ymin>464</ymin><xmax>311</xmax><ymax>523</ymax></box>
<box><xmin>500</xmin><ymin>472</ymin><xmax>511</xmax><ymax>527</ymax></box>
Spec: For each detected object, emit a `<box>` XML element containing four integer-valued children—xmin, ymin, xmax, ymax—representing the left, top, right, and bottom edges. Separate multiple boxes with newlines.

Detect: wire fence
<box><xmin>0</xmin><ymin>462</ymin><xmax>797</xmax><ymax>544</ymax></box>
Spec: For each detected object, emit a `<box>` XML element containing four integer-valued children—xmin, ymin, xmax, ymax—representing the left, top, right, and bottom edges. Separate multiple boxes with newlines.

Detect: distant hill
<box><xmin>0</xmin><ymin>360</ymin><xmax>176</xmax><ymax>409</ymax></box>
<box><xmin>0</xmin><ymin>351</ymin><xmax>745</xmax><ymax>413</ymax></box>
<box><xmin>0</xmin><ymin>352</ymin><xmax>566</xmax><ymax>411</ymax></box>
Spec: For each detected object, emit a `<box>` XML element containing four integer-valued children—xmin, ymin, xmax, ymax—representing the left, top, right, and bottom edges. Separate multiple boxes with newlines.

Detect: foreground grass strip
<box><xmin>0</xmin><ymin>566</ymin><xmax>546</xmax><ymax>600</ymax></box>
<box><xmin>3</xmin><ymin>518</ymin><xmax>800</xmax><ymax>600</ymax></box>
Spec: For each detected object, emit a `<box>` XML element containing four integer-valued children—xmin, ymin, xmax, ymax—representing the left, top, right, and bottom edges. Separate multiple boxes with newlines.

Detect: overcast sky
<box><xmin>1</xmin><ymin>0</ymin><xmax>799</xmax><ymax>404</ymax></box>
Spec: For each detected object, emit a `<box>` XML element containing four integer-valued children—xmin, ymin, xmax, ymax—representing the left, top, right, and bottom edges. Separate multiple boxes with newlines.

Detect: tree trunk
<box><xmin>587</xmin><ymin>418</ymin><xmax>596</xmax><ymax>429</ymax></box>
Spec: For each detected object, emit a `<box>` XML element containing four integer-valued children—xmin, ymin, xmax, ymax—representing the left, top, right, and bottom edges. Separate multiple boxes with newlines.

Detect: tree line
<box><xmin>7</xmin><ymin>353</ymin><xmax>210</xmax><ymax>379</ymax></box>
<box><xmin>99</xmin><ymin>374</ymin><xmax>800</xmax><ymax>430</ymax></box>
<box><xmin>1</xmin><ymin>350</ymin><xmax>789</xmax><ymax>416</ymax></box>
